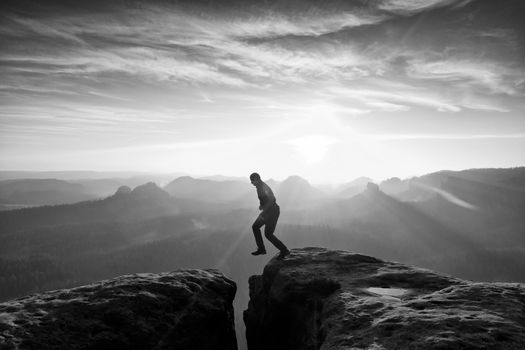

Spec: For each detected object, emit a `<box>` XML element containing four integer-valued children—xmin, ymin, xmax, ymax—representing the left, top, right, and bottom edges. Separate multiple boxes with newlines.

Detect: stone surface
<box><xmin>244</xmin><ymin>247</ymin><xmax>525</xmax><ymax>350</ymax></box>
<box><xmin>0</xmin><ymin>269</ymin><xmax>237</xmax><ymax>350</ymax></box>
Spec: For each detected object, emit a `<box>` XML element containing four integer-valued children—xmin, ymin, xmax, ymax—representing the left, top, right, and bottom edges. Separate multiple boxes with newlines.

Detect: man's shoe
<box><xmin>251</xmin><ymin>248</ymin><xmax>267</xmax><ymax>256</ymax></box>
<box><xmin>277</xmin><ymin>249</ymin><xmax>290</xmax><ymax>260</ymax></box>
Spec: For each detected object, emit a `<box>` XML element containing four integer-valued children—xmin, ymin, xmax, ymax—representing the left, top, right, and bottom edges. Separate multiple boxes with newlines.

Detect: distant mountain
<box><xmin>0</xmin><ymin>204</ymin><xmax>35</xmax><ymax>211</ymax></box>
<box><xmin>0</xmin><ymin>182</ymin><xmax>182</xmax><ymax>232</ymax></box>
<box><xmin>413</xmin><ymin>172</ymin><xmax>525</xmax><ymax>241</ymax></box>
<box><xmin>71</xmin><ymin>174</ymin><xmax>184</xmax><ymax>198</ymax></box>
<box><xmin>199</xmin><ymin>175</ymin><xmax>249</xmax><ymax>182</ymax></box>
<box><xmin>379</xmin><ymin>177</ymin><xmax>409</xmax><ymax>195</ymax></box>
<box><xmin>0</xmin><ymin>179</ymin><xmax>95</xmax><ymax>206</ymax></box>
<box><xmin>389</xmin><ymin>167</ymin><xmax>525</xmax><ymax>202</ymax></box>
<box><xmin>230</xmin><ymin>176</ymin><xmax>329</xmax><ymax>210</ymax></box>
<box><xmin>337</xmin><ymin>176</ymin><xmax>373</xmax><ymax>198</ymax></box>
<box><xmin>339</xmin><ymin>177</ymin><xmax>373</xmax><ymax>190</ymax></box>
<box><xmin>275</xmin><ymin>175</ymin><xmax>327</xmax><ymax>209</ymax></box>
<box><xmin>164</xmin><ymin>176</ymin><xmax>252</xmax><ymax>203</ymax></box>
<box><xmin>70</xmin><ymin>179</ymin><xmax>129</xmax><ymax>198</ymax></box>
<box><xmin>292</xmin><ymin>186</ymin><xmax>523</xmax><ymax>281</ymax></box>
<box><xmin>0</xmin><ymin>171</ymin><xmax>151</xmax><ymax>181</ymax></box>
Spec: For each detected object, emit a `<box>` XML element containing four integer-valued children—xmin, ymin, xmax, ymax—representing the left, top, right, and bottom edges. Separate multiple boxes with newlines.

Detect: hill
<box><xmin>164</xmin><ymin>176</ymin><xmax>251</xmax><ymax>203</ymax></box>
<box><xmin>0</xmin><ymin>182</ymin><xmax>184</xmax><ymax>232</ymax></box>
<box><xmin>0</xmin><ymin>178</ymin><xmax>95</xmax><ymax>207</ymax></box>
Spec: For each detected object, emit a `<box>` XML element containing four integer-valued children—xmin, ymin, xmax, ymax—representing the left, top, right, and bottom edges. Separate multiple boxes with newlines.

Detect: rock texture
<box><xmin>0</xmin><ymin>269</ymin><xmax>237</xmax><ymax>350</ymax></box>
<box><xmin>244</xmin><ymin>247</ymin><xmax>525</xmax><ymax>350</ymax></box>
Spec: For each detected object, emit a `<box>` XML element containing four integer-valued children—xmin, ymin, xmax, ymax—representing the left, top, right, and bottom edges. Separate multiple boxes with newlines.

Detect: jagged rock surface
<box><xmin>244</xmin><ymin>247</ymin><xmax>525</xmax><ymax>350</ymax></box>
<box><xmin>0</xmin><ymin>269</ymin><xmax>237</xmax><ymax>350</ymax></box>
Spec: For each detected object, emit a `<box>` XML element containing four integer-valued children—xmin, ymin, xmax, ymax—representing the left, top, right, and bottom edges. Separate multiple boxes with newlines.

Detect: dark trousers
<box><xmin>252</xmin><ymin>205</ymin><xmax>287</xmax><ymax>252</ymax></box>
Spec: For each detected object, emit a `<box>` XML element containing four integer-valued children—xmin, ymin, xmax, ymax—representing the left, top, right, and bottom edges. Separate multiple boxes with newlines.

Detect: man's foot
<box><xmin>277</xmin><ymin>249</ymin><xmax>290</xmax><ymax>260</ymax></box>
<box><xmin>251</xmin><ymin>248</ymin><xmax>267</xmax><ymax>256</ymax></box>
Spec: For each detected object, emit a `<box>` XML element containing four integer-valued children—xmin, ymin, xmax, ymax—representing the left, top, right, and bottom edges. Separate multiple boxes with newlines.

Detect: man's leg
<box><xmin>264</xmin><ymin>207</ymin><xmax>288</xmax><ymax>253</ymax></box>
<box><xmin>251</xmin><ymin>216</ymin><xmax>266</xmax><ymax>254</ymax></box>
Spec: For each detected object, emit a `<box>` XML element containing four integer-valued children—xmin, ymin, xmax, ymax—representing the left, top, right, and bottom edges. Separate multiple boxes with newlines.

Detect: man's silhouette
<box><xmin>250</xmin><ymin>172</ymin><xmax>290</xmax><ymax>259</ymax></box>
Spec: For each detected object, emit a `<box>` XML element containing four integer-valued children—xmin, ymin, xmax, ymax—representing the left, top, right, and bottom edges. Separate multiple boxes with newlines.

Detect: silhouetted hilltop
<box><xmin>72</xmin><ymin>178</ymin><xmax>130</xmax><ymax>198</ymax></box>
<box><xmin>0</xmin><ymin>183</ymin><xmax>180</xmax><ymax>232</ymax></box>
<box><xmin>0</xmin><ymin>178</ymin><xmax>95</xmax><ymax>206</ymax></box>
<box><xmin>0</xmin><ymin>269</ymin><xmax>237</xmax><ymax>350</ymax></box>
<box><xmin>72</xmin><ymin>175</ymin><xmax>186</xmax><ymax>198</ymax></box>
<box><xmin>115</xmin><ymin>185</ymin><xmax>132</xmax><ymax>195</ymax></box>
<box><xmin>284</xmin><ymin>186</ymin><xmax>524</xmax><ymax>281</ymax></box>
<box><xmin>336</xmin><ymin>176</ymin><xmax>373</xmax><ymax>198</ymax></box>
<box><xmin>276</xmin><ymin>175</ymin><xmax>326</xmax><ymax>209</ymax></box>
<box><xmin>164</xmin><ymin>176</ymin><xmax>251</xmax><ymax>202</ymax></box>
<box><xmin>127</xmin><ymin>182</ymin><xmax>171</xmax><ymax>200</ymax></box>
<box><xmin>244</xmin><ymin>248</ymin><xmax>525</xmax><ymax>350</ymax></box>
<box><xmin>379</xmin><ymin>177</ymin><xmax>407</xmax><ymax>195</ymax></box>
<box><xmin>381</xmin><ymin>167</ymin><xmax>525</xmax><ymax>203</ymax></box>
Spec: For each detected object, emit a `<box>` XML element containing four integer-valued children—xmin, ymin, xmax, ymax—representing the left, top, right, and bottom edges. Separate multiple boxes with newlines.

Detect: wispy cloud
<box><xmin>328</xmin><ymin>83</ymin><xmax>462</xmax><ymax>112</ymax></box>
<box><xmin>407</xmin><ymin>59</ymin><xmax>524</xmax><ymax>96</ymax></box>
<box><xmin>378</xmin><ymin>0</ymin><xmax>474</xmax><ymax>14</ymax></box>
<box><xmin>367</xmin><ymin>133</ymin><xmax>525</xmax><ymax>140</ymax></box>
<box><xmin>222</xmin><ymin>11</ymin><xmax>384</xmax><ymax>39</ymax></box>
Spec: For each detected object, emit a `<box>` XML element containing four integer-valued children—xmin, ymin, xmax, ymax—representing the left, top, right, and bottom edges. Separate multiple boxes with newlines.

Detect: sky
<box><xmin>1</xmin><ymin>0</ymin><xmax>524</xmax><ymax>184</ymax></box>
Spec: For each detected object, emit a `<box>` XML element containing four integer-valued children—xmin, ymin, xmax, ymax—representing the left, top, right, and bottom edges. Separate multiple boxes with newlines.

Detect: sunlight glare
<box><xmin>287</xmin><ymin>135</ymin><xmax>339</xmax><ymax>163</ymax></box>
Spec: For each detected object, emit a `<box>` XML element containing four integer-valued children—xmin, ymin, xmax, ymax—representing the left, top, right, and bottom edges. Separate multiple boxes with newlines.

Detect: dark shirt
<box><xmin>256</xmin><ymin>182</ymin><xmax>277</xmax><ymax>212</ymax></box>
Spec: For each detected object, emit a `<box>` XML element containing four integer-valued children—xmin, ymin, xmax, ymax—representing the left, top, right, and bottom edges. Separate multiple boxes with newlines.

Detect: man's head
<box><xmin>250</xmin><ymin>172</ymin><xmax>262</xmax><ymax>186</ymax></box>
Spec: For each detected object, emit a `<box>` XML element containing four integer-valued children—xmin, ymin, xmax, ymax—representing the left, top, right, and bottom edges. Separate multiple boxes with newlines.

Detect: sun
<box><xmin>287</xmin><ymin>134</ymin><xmax>339</xmax><ymax>164</ymax></box>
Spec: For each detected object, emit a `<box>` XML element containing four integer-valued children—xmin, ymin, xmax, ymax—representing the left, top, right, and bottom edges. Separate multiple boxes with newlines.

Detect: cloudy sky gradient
<box><xmin>1</xmin><ymin>0</ymin><xmax>524</xmax><ymax>183</ymax></box>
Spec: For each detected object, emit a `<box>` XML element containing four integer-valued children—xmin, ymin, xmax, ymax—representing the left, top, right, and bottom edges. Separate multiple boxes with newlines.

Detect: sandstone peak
<box><xmin>0</xmin><ymin>269</ymin><xmax>237</xmax><ymax>350</ymax></box>
<box><xmin>244</xmin><ymin>247</ymin><xmax>525</xmax><ymax>350</ymax></box>
<box><xmin>115</xmin><ymin>185</ymin><xmax>132</xmax><ymax>195</ymax></box>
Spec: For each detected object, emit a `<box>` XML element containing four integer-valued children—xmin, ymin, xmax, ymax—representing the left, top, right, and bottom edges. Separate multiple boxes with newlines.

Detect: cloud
<box><xmin>7</xmin><ymin>15</ymin><xmax>86</xmax><ymax>44</ymax></box>
<box><xmin>1</xmin><ymin>48</ymin><xmax>250</xmax><ymax>87</ymax></box>
<box><xmin>378</xmin><ymin>0</ymin><xmax>474</xmax><ymax>14</ymax></box>
<box><xmin>0</xmin><ymin>1</ymin><xmax>386</xmax><ymax>89</ymax></box>
<box><xmin>328</xmin><ymin>83</ymin><xmax>463</xmax><ymax>112</ymax></box>
<box><xmin>2</xmin><ymin>0</ymin><xmax>522</xmax><ymax>99</ymax></box>
<box><xmin>1</xmin><ymin>0</ymin><xmax>524</xmax><ymax>170</ymax></box>
<box><xmin>367</xmin><ymin>133</ymin><xmax>525</xmax><ymax>140</ymax></box>
<box><xmin>365</xmin><ymin>101</ymin><xmax>411</xmax><ymax>111</ymax></box>
<box><xmin>407</xmin><ymin>59</ymin><xmax>524</xmax><ymax>96</ymax></box>
<box><xmin>221</xmin><ymin>11</ymin><xmax>384</xmax><ymax>39</ymax></box>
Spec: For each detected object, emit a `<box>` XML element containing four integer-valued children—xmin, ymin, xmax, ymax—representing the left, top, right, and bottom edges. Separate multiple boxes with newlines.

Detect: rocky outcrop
<box><xmin>244</xmin><ymin>247</ymin><xmax>525</xmax><ymax>350</ymax></box>
<box><xmin>0</xmin><ymin>269</ymin><xmax>237</xmax><ymax>350</ymax></box>
<box><xmin>115</xmin><ymin>185</ymin><xmax>132</xmax><ymax>195</ymax></box>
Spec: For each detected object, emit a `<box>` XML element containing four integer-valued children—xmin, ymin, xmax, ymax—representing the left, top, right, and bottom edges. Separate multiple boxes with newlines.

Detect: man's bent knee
<box><xmin>252</xmin><ymin>220</ymin><xmax>263</xmax><ymax>231</ymax></box>
<box><xmin>264</xmin><ymin>230</ymin><xmax>275</xmax><ymax>239</ymax></box>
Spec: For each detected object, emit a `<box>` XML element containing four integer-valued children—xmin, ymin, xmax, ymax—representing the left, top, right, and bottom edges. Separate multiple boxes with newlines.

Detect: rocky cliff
<box><xmin>0</xmin><ymin>269</ymin><xmax>237</xmax><ymax>350</ymax></box>
<box><xmin>244</xmin><ymin>247</ymin><xmax>525</xmax><ymax>350</ymax></box>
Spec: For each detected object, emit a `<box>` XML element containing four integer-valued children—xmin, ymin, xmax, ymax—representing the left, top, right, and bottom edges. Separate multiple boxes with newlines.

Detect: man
<box><xmin>250</xmin><ymin>172</ymin><xmax>290</xmax><ymax>259</ymax></box>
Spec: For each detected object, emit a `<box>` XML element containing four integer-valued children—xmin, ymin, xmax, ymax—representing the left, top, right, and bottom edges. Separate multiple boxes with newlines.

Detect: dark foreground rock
<box><xmin>0</xmin><ymin>269</ymin><xmax>237</xmax><ymax>350</ymax></box>
<box><xmin>244</xmin><ymin>247</ymin><xmax>525</xmax><ymax>350</ymax></box>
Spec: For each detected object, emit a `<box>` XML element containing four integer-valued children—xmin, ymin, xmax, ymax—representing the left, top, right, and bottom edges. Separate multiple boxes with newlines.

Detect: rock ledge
<box><xmin>244</xmin><ymin>247</ymin><xmax>525</xmax><ymax>350</ymax></box>
<box><xmin>0</xmin><ymin>269</ymin><xmax>237</xmax><ymax>350</ymax></box>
